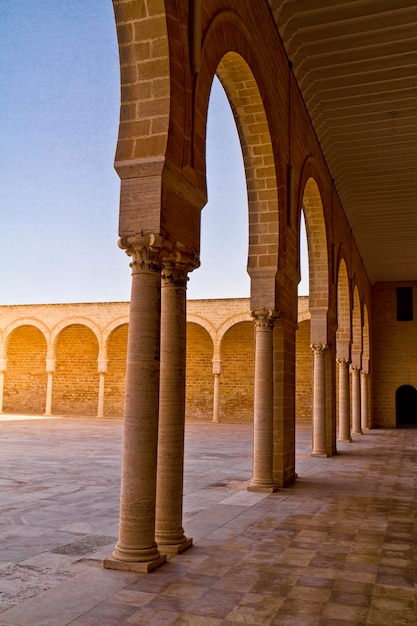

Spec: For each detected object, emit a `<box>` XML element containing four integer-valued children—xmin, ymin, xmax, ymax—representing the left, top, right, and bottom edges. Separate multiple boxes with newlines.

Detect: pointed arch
<box><xmin>194</xmin><ymin>11</ymin><xmax>286</xmax><ymax>306</ymax></box>
<box><xmin>352</xmin><ymin>284</ymin><xmax>362</xmax><ymax>366</ymax></box>
<box><xmin>336</xmin><ymin>256</ymin><xmax>351</xmax><ymax>360</ymax></box>
<box><xmin>362</xmin><ymin>302</ymin><xmax>370</xmax><ymax>374</ymax></box>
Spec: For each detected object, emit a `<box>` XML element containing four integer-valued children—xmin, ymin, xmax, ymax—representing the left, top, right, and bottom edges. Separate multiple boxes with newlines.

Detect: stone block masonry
<box><xmin>0</xmin><ymin>298</ymin><xmax>312</xmax><ymax>422</ymax></box>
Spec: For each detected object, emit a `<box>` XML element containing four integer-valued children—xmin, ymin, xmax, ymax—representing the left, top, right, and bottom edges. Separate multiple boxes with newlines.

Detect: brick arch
<box><xmin>102</xmin><ymin>316</ymin><xmax>130</xmax><ymax>360</ymax></box>
<box><xmin>336</xmin><ymin>256</ymin><xmax>351</xmax><ymax>359</ymax></box>
<box><xmin>51</xmin><ymin>317</ymin><xmax>102</xmax><ymax>357</ymax></box>
<box><xmin>362</xmin><ymin>303</ymin><xmax>370</xmax><ymax>372</ymax></box>
<box><xmin>186</xmin><ymin>321</ymin><xmax>214</xmax><ymax>421</ymax></box>
<box><xmin>352</xmin><ymin>285</ymin><xmax>362</xmax><ymax>366</ymax></box>
<box><xmin>299</xmin><ymin>176</ymin><xmax>329</xmax><ymax>313</ymax></box>
<box><xmin>220</xmin><ymin>321</ymin><xmax>254</xmax><ymax>422</ymax></box>
<box><xmin>193</xmin><ymin>8</ymin><xmax>287</xmax><ymax>301</ymax></box>
<box><xmin>2</xmin><ymin>319</ymin><xmax>49</xmax><ymax>358</ymax></box>
<box><xmin>3</xmin><ymin>325</ymin><xmax>48</xmax><ymax>415</ymax></box>
<box><xmin>53</xmin><ymin>324</ymin><xmax>99</xmax><ymax>416</ymax></box>
<box><xmin>218</xmin><ymin>311</ymin><xmax>252</xmax><ymax>348</ymax></box>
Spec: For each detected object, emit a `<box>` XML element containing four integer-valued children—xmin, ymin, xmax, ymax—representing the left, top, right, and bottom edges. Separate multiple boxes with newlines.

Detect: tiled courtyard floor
<box><xmin>0</xmin><ymin>416</ymin><xmax>415</xmax><ymax>625</ymax></box>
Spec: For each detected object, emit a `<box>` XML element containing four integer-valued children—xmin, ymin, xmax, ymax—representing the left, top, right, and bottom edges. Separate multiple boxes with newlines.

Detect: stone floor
<box><xmin>0</xmin><ymin>415</ymin><xmax>415</xmax><ymax>625</ymax></box>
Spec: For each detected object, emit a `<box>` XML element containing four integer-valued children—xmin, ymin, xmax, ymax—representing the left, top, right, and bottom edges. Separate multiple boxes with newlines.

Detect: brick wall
<box><xmin>52</xmin><ymin>324</ymin><xmax>99</xmax><ymax>416</ymax></box>
<box><xmin>295</xmin><ymin>319</ymin><xmax>312</xmax><ymax>424</ymax></box>
<box><xmin>105</xmin><ymin>324</ymin><xmax>128</xmax><ymax>417</ymax></box>
<box><xmin>220</xmin><ymin>321</ymin><xmax>254</xmax><ymax>422</ymax></box>
<box><xmin>185</xmin><ymin>322</ymin><xmax>213</xmax><ymax>420</ymax></box>
<box><xmin>0</xmin><ymin>298</ymin><xmax>313</xmax><ymax>424</ymax></box>
<box><xmin>372</xmin><ymin>281</ymin><xmax>417</xmax><ymax>428</ymax></box>
<box><xmin>3</xmin><ymin>326</ymin><xmax>47</xmax><ymax>414</ymax></box>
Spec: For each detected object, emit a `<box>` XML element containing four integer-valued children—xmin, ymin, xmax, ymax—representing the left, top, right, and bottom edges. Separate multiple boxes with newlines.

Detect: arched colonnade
<box><xmin>103</xmin><ymin>1</ymin><xmax>374</xmax><ymax>570</ymax></box>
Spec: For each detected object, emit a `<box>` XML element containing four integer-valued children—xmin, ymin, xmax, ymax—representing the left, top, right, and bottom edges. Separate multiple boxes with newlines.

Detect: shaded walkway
<box><xmin>0</xmin><ymin>417</ymin><xmax>415</xmax><ymax>624</ymax></box>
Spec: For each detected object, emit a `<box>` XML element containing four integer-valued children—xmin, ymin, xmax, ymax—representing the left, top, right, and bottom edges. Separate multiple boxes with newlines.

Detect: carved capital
<box><xmin>350</xmin><ymin>364</ymin><xmax>360</xmax><ymax>373</ymax></box>
<box><xmin>310</xmin><ymin>343</ymin><xmax>328</xmax><ymax>355</ymax></box>
<box><xmin>337</xmin><ymin>357</ymin><xmax>351</xmax><ymax>367</ymax></box>
<box><xmin>119</xmin><ymin>233</ymin><xmax>200</xmax><ymax>278</ymax></box>
<box><xmin>161</xmin><ymin>242</ymin><xmax>200</xmax><ymax>286</ymax></box>
<box><xmin>251</xmin><ymin>308</ymin><xmax>279</xmax><ymax>329</ymax></box>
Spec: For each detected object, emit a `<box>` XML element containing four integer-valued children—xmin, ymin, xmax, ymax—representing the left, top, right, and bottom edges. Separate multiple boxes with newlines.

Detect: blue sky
<box><xmin>0</xmin><ymin>2</ymin><xmax>307</xmax><ymax>305</ymax></box>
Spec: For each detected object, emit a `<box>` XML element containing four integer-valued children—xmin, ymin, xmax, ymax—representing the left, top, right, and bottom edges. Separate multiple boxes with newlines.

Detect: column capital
<box><xmin>97</xmin><ymin>359</ymin><xmax>108</xmax><ymax>374</ymax></box>
<box><xmin>119</xmin><ymin>233</ymin><xmax>200</xmax><ymax>276</ymax></box>
<box><xmin>251</xmin><ymin>308</ymin><xmax>279</xmax><ymax>329</ymax></box>
<box><xmin>212</xmin><ymin>359</ymin><xmax>222</xmax><ymax>375</ymax></box>
<box><xmin>161</xmin><ymin>244</ymin><xmax>200</xmax><ymax>285</ymax></box>
<box><xmin>310</xmin><ymin>343</ymin><xmax>328</xmax><ymax>355</ymax></box>
<box><xmin>337</xmin><ymin>357</ymin><xmax>351</xmax><ymax>366</ymax></box>
<box><xmin>350</xmin><ymin>364</ymin><xmax>361</xmax><ymax>373</ymax></box>
<box><xmin>45</xmin><ymin>358</ymin><xmax>56</xmax><ymax>373</ymax></box>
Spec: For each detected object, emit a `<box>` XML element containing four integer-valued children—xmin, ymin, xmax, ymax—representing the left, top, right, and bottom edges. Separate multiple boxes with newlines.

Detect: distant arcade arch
<box><xmin>396</xmin><ymin>385</ymin><xmax>417</xmax><ymax>427</ymax></box>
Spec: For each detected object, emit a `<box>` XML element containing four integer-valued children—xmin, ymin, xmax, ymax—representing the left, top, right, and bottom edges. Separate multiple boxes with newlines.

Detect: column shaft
<box><xmin>337</xmin><ymin>359</ymin><xmax>351</xmax><ymax>442</ymax></box>
<box><xmin>248</xmin><ymin>310</ymin><xmax>277</xmax><ymax>492</ymax></box>
<box><xmin>104</xmin><ymin>257</ymin><xmax>166</xmax><ymax>572</ymax></box>
<box><xmin>0</xmin><ymin>371</ymin><xmax>5</xmax><ymax>413</ymax></box>
<box><xmin>45</xmin><ymin>372</ymin><xmax>53</xmax><ymax>416</ymax></box>
<box><xmin>361</xmin><ymin>371</ymin><xmax>368</xmax><ymax>430</ymax></box>
<box><xmin>212</xmin><ymin>373</ymin><xmax>220</xmax><ymax>423</ymax></box>
<box><xmin>311</xmin><ymin>344</ymin><xmax>328</xmax><ymax>456</ymax></box>
<box><xmin>351</xmin><ymin>366</ymin><xmax>362</xmax><ymax>435</ymax></box>
<box><xmin>97</xmin><ymin>372</ymin><xmax>105</xmax><ymax>418</ymax></box>
<box><xmin>155</xmin><ymin>267</ymin><xmax>192</xmax><ymax>553</ymax></box>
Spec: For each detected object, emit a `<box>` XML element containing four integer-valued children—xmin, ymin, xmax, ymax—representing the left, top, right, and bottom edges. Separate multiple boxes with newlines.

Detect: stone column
<box><xmin>155</xmin><ymin>252</ymin><xmax>197</xmax><ymax>554</ymax></box>
<box><xmin>212</xmin><ymin>360</ymin><xmax>221</xmax><ymax>423</ymax></box>
<box><xmin>0</xmin><ymin>359</ymin><xmax>6</xmax><ymax>413</ymax></box>
<box><xmin>45</xmin><ymin>358</ymin><xmax>55</xmax><ymax>416</ymax></box>
<box><xmin>104</xmin><ymin>234</ymin><xmax>166</xmax><ymax>573</ymax></box>
<box><xmin>337</xmin><ymin>358</ymin><xmax>351</xmax><ymax>442</ymax></box>
<box><xmin>248</xmin><ymin>309</ymin><xmax>278</xmax><ymax>493</ymax></box>
<box><xmin>360</xmin><ymin>370</ymin><xmax>369</xmax><ymax>431</ymax></box>
<box><xmin>311</xmin><ymin>343</ymin><xmax>328</xmax><ymax>457</ymax></box>
<box><xmin>97</xmin><ymin>359</ymin><xmax>107</xmax><ymax>418</ymax></box>
<box><xmin>351</xmin><ymin>365</ymin><xmax>362</xmax><ymax>435</ymax></box>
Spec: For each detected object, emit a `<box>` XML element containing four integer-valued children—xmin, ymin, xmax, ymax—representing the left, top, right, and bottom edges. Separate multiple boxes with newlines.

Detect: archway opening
<box><xmin>396</xmin><ymin>385</ymin><xmax>417</xmax><ymax>427</ymax></box>
<box><xmin>187</xmin><ymin>76</ymin><xmax>249</xmax><ymax>300</ymax></box>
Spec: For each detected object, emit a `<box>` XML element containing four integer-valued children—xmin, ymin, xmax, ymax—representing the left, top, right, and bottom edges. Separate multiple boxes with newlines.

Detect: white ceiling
<box><xmin>268</xmin><ymin>0</ymin><xmax>417</xmax><ymax>284</ymax></box>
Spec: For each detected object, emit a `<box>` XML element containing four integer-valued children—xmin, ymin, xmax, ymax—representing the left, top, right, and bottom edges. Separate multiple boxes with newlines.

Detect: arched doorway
<box><xmin>396</xmin><ymin>385</ymin><xmax>417</xmax><ymax>426</ymax></box>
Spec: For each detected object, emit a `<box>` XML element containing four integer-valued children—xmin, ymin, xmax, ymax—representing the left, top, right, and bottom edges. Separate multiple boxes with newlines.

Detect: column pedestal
<box><xmin>248</xmin><ymin>309</ymin><xmax>278</xmax><ymax>493</ymax></box>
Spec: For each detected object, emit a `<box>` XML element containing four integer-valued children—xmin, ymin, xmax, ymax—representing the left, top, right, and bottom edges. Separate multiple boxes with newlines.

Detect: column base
<box><xmin>311</xmin><ymin>451</ymin><xmax>328</xmax><ymax>457</ymax></box>
<box><xmin>337</xmin><ymin>437</ymin><xmax>352</xmax><ymax>443</ymax></box>
<box><xmin>351</xmin><ymin>430</ymin><xmax>363</xmax><ymax>436</ymax></box>
<box><xmin>157</xmin><ymin>536</ymin><xmax>193</xmax><ymax>555</ymax></box>
<box><xmin>103</xmin><ymin>553</ymin><xmax>167</xmax><ymax>573</ymax></box>
<box><xmin>247</xmin><ymin>483</ymin><xmax>278</xmax><ymax>493</ymax></box>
